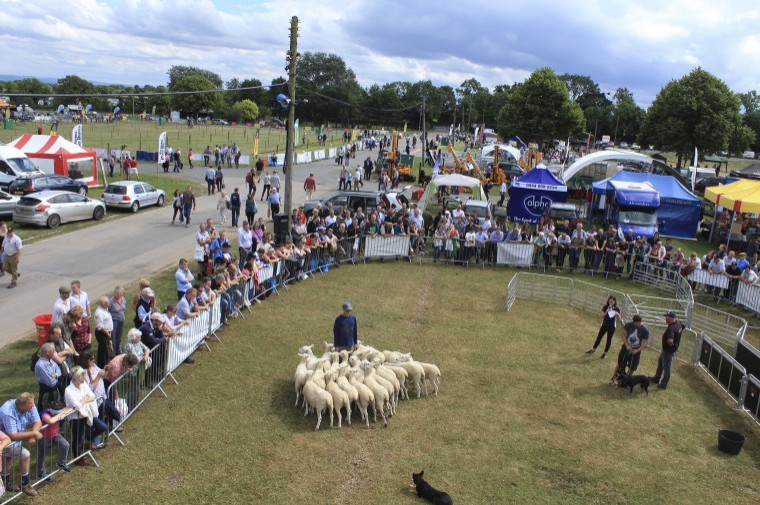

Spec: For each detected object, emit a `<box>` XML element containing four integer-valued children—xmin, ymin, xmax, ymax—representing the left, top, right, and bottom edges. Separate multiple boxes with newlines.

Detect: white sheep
<box><xmin>347</xmin><ymin>367</ymin><xmax>375</xmax><ymax>428</ymax></box>
<box><xmin>385</xmin><ymin>364</ymin><xmax>409</xmax><ymax>399</ymax></box>
<box><xmin>300</xmin><ymin>345</ymin><xmax>321</xmax><ymax>371</ymax></box>
<box><xmin>374</xmin><ymin>361</ymin><xmax>401</xmax><ymax>413</ymax></box>
<box><xmin>361</xmin><ymin>361</ymin><xmax>389</xmax><ymax>427</ymax></box>
<box><xmin>398</xmin><ymin>354</ymin><xmax>442</xmax><ymax>397</ymax></box>
<box><xmin>383</xmin><ymin>350</ymin><xmax>403</xmax><ymax>363</ymax></box>
<box><xmin>302</xmin><ymin>371</ymin><xmax>334</xmax><ymax>430</ymax></box>
<box><xmin>325</xmin><ymin>371</ymin><xmax>351</xmax><ymax>427</ymax></box>
<box><xmin>391</xmin><ymin>359</ymin><xmax>426</xmax><ymax>399</ymax></box>
<box><xmin>294</xmin><ymin>354</ymin><xmax>310</xmax><ymax>407</ymax></box>
<box><xmin>336</xmin><ymin>365</ymin><xmax>359</xmax><ymax>405</ymax></box>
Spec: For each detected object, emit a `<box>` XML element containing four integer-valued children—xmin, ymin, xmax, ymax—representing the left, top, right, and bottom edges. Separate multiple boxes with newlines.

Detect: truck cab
<box><xmin>598</xmin><ymin>180</ymin><xmax>660</xmax><ymax>239</ymax></box>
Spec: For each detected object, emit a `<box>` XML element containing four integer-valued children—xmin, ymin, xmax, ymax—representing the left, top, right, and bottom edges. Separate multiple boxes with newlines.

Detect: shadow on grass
<box><xmin>269</xmin><ymin>378</ymin><xmax>322</xmax><ymax>433</ymax></box>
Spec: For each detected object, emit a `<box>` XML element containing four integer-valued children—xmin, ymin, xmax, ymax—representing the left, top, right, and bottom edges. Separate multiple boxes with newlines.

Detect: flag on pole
<box><xmin>158</xmin><ymin>132</ymin><xmax>167</xmax><ymax>166</ymax></box>
<box><xmin>691</xmin><ymin>146</ymin><xmax>698</xmax><ymax>192</ymax></box>
<box><xmin>72</xmin><ymin>124</ymin><xmax>83</xmax><ymax>147</ymax></box>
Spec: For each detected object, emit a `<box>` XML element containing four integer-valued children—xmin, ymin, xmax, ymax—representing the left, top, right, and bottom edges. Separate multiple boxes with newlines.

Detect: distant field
<box><xmin>0</xmin><ymin>119</ymin><xmax>349</xmax><ymax>159</ymax></box>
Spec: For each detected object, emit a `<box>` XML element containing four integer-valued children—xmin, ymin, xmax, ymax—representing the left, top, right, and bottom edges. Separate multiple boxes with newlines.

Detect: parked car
<box><xmin>464</xmin><ymin>199</ymin><xmax>494</xmax><ymax>224</ymax></box>
<box><xmin>0</xmin><ymin>145</ymin><xmax>45</xmax><ymax>190</ymax></box>
<box><xmin>497</xmin><ymin>162</ymin><xmax>525</xmax><ymax>178</ymax></box>
<box><xmin>630</xmin><ymin>143</ymin><xmax>641</xmax><ymax>151</ymax></box>
<box><xmin>302</xmin><ymin>188</ymin><xmax>410</xmax><ymax>217</ymax></box>
<box><xmin>13</xmin><ymin>190</ymin><xmax>105</xmax><ymax>228</ymax></box>
<box><xmin>8</xmin><ymin>174</ymin><xmax>87</xmax><ymax>196</ymax></box>
<box><xmin>211</xmin><ymin>119</ymin><xmax>229</xmax><ymax>126</ymax></box>
<box><xmin>0</xmin><ymin>189</ymin><xmax>20</xmax><ymax>218</ymax></box>
<box><xmin>101</xmin><ymin>181</ymin><xmax>165</xmax><ymax>213</ymax></box>
<box><xmin>548</xmin><ymin>202</ymin><xmax>581</xmax><ymax>229</ymax></box>
<box><xmin>694</xmin><ymin>176</ymin><xmax>727</xmax><ymax>194</ymax></box>
<box><xmin>619</xmin><ymin>141</ymin><xmax>629</xmax><ymax>149</ymax></box>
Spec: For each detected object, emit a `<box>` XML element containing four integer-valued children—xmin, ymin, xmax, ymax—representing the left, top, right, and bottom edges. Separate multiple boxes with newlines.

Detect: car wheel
<box><xmin>78</xmin><ymin>186</ymin><xmax>87</xmax><ymax>196</ymax></box>
<box><xmin>47</xmin><ymin>214</ymin><xmax>61</xmax><ymax>229</ymax></box>
<box><xmin>131</xmin><ymin>201</ymin><xmax>140</xmax><ymax>213</ymax></box>
<box><xmin>157</xmin><ymin>195</ymin><xmax>165</xmax><ymax>207</ymax></box>
<box><xmin>93</xmin><ymin>206</ymin><xmax>105</xmax><ymax>221</ymax></box>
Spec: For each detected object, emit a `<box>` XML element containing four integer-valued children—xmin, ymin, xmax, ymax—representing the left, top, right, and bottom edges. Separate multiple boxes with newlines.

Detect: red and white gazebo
<box><xmin>6</xmin><ymin>134</ymin><xmax>98</xmax><ymax>186</ymax></box>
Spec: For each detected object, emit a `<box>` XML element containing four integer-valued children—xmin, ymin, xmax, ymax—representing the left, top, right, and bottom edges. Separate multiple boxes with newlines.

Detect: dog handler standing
<box><xmin>651</xmin><ymin>311</ymin><xmax>682</xmax><ymax>390</ymax></box>
<box><xmin>586</xmin><ymin>296</ymin><xmax>622</xmax><ymax>359</ymax></box>
<box><xmin>333</xmin><ymin>302</ymin><xmax>358</xmax><ymax>352</ymax></box>
<box><xmin>608</xmin><ymin>314</ymin><xmax>649</xmax><ymax>386</ymax></box>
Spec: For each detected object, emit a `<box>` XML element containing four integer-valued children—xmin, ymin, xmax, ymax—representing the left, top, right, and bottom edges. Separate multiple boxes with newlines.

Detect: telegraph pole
<box><xmin>421</xmin><ymin>97</ymin><xmax>426</xmax><ymax>158</ymax></box>
<box><xmin>284</xmin><ymin>16</ymin><xmax>299</xmax><ymax>218</ymax></box>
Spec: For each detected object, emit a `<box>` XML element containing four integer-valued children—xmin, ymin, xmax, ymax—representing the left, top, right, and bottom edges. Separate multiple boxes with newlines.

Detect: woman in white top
<box><xmin>64</xmin><ymin>366</ymin><xmax>108</xmax><ymax>463</ymax></box>
<box><xmin>217</xmin><ymin>190</ymin><xmax>228</xmax><ymax>225</ymax></box>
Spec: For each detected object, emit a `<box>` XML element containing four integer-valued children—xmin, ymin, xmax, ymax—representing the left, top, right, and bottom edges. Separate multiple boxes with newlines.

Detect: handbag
<box><xmin>29</xmin><ymin>345</ymin><xmax>42</xmax><ymax>372</ymax></box>
<box><xmin>115</xmin><ymin>398</ymin><xmax>129</xmax><ymax>419</ymax></box>
<box><xmin>194</xmin><ymin>244</ymin><xmax>205</xmax><ymax>262</ymax></box>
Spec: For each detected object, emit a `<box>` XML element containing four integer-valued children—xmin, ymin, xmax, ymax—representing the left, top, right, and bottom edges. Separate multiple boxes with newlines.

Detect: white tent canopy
<box><xmin>562</xmin><ymin>150</ymin><xmax>653</xmax><ymax>182</ymax></box>
<box><xmin>480</xmin><ymin>144</ymin><xmax>522</xmax><ymax>162</ymax></box>
<box><xmin>418</xmin><ymin>173</ymin><xmax>485</xmax><ymax>211</ymax></box>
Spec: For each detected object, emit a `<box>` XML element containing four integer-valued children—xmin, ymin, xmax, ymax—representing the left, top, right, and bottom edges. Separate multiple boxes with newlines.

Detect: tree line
<box><xmin>1</xmin><ymin>53</ymin><xmax>758</xmax><ymax>164</ymax></box>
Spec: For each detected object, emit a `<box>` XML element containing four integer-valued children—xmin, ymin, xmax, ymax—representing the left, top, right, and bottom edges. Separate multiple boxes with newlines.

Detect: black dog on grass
<box><xmin>412</xmin><ymin>471</ymin><xmax>453</xmax><ymax>505</ymax></box>
<box><xmin>616</xmin><ymin>370</ymin><xmax>651</xmax><ymax>395</ymax></box>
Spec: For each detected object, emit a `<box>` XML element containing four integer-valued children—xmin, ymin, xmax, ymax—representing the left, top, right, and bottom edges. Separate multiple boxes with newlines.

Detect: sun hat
<box><xmin>342</xmin><ymin>302</ymin><xmax>353</xmax><ymax>312</ymax></box>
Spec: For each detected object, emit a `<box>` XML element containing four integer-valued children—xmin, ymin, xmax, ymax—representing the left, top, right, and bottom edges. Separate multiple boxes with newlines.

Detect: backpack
<box><xmin>246</xmin><ymin>172</ymin><xmax>252</xmax><ymax>184</ymax></box>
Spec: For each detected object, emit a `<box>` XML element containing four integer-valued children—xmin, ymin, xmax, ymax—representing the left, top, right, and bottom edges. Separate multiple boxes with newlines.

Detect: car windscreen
<box><xmin>105</xmin><ymin>185</ymin><xmax>127</xmax><ymax>195</ymax></box>
<box><xmin>7</xmin><ymin>157</ymin><xmax>40</xmax><ymax>174</ymax></box>
<box><xmin>18</xmin><ymin>197</ymin><xmax>41</xmax><ymax>206</ymax></box>
<box><xmin>12</xmin><ymin>178</ymin><xmax>33</xmax><ymax>188</ymax></box>
<box><xmin>549</xmin><ymin>209</ymin><xmax>578</xmax><ymax>220</ymax></box>
<box><xmin>464</xmin><ymin>203</ymin><xmax>488</xmax><ymax>217</ymax></box>
<box><xmin>619</xmin><ymin>210</ymin><xmax>657</xmax><ymax>225</ymax></box>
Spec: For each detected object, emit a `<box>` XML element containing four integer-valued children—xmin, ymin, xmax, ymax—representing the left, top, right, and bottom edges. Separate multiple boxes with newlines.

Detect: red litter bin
<box><xmin>33</xmin><ymin>313</ymin><xmax>53</xmax><ymax>346</ymax></box>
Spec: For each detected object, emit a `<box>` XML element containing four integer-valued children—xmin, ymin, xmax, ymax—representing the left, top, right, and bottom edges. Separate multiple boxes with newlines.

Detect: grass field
<box><xmin>4</xmin><ymin>263</ymin><xmax>757</xmax><ymax>504</ymax></box>
<box><xmin>0</xmin><ymin>119</ymin><xmax>354</xmax><ymax>160</ymax></box>
<box><xmin>5</xmin><ymin>172</ymin><xmax>204</xmax><ymax>243</ymax></box>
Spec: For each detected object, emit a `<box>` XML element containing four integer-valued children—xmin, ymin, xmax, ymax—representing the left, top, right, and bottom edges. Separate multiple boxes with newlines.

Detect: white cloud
<box><xmin>0</xmin><ymin>0</ymin><xmax>758</xmax><ymax>108</ymax></box>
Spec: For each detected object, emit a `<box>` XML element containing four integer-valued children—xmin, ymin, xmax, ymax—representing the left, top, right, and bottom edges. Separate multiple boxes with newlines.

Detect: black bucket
<box><xmin>718</xmin><ymin>430</ymin><xmax>745</xmax><ymax>455</ymax></box>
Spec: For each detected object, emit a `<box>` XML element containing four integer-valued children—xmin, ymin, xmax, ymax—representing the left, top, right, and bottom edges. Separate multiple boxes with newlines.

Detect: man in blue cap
<box><xmin>333</xmin><ymin>302</ymin><xmax>357</xmax><ymax>351</ymax></box>
<box><xmin>651</xmin><ymin>311</ymin><xmax>683</xmax><ymax>390</ymax></box>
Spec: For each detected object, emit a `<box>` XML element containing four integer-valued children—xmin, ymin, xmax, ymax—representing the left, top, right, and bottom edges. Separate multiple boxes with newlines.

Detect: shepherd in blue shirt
<box><xmin>333</xmin><ymin>302</ymin><xmax>358</xmax><ymax>351</ymax></box>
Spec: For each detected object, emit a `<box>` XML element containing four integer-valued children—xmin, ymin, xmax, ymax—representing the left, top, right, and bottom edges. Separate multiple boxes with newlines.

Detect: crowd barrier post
<box><xmin>206</xmin><ymin>295</ymin><xmax>223</xmax><ymax>344</ymax></box>
<box><xmin>743</xmin><ymin>374</ymin><xmax>760</xmax><ymax>425</ymax></box>
<box><xmin>691</xmin><ymin>331</ymin><xmax>705</xmax><ymax>366</ymax></box>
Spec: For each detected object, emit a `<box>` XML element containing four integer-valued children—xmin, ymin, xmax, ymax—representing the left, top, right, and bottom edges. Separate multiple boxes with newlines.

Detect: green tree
<box><xmin>558</xmin><ymin>73</ymin><xmax>613</xmax><ymax>136</ymax></box>
<box><xmin>495</xmin><ymin>68</ymin><xmax>585</xmax><ymax>143</ymax></box>
<box><xmin>167</xmin><ymin>65</ymin><xmax>223</xmax><ymax>90</ymax></box>
<box><xmin>232</xmin><ymin>99</ymin><xmax>260</xmax><ymax>121</ymax></box>
<box><xmin>739</xmin><ymin>90</ymin><xmax>760</xmax><ymax>113</ymax></box>
<box><xmin>239</xmin><ymin>78</ymin><xmax>268</xmax><ymax>112</ymax></box>
<box><xmin>638</xmin><ymin>68</ymin><xmax>751</xmax><ymax>166</ymax></box>
<box><xmin>54</xmin><ymin>75</ymin><xmax>97</xmax><ymax>109</ymax></box>
<box><xmin>743</xmin><ymin>110</ymin><xmax>760</xmax><ymax>152</ymax></box>
<box><xmin>10</xmin><ymin>78</ymin><xmax>53</xmax><ymax>108</ymax></box>
<box><xmin>611</xmin><ymin>88</ymin><xmax>645</xmax><ymax>144</ymax></box>
<box><xmin>456</xmin><ymin>78</ymin><xmax>488</xmax><ymax>129</ymax></box>
<box><xmin>170</xmin><ymin>75</ymin><xmax>221</xmax><ymax>118</ymax></box>
<box><xmin>296</xmin><ymin>52</ymin><xmax>362</xmax><ymax>125</ymax></box>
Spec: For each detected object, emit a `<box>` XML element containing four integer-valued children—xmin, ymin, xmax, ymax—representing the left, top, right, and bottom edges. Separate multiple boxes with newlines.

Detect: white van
<box><xmin>0</xmin><ymin>146</ymin><xmax>44</xmax><ymax>190</ymax></box>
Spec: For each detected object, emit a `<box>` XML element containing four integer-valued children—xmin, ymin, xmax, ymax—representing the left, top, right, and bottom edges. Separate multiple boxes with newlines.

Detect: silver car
<box><xmin>0</xmin><ymin>189</ymin><xmax>20</xmax><ymax>219</ymax></box>
<box><xmin>101</xmin><ymin>181</ymin><xmax>165</xmax><ymax>213</ymax></box>
<box><xmin>13</xmin><ymin>190</ymin><xmax>106</xmax><ymax>228</ymax></box>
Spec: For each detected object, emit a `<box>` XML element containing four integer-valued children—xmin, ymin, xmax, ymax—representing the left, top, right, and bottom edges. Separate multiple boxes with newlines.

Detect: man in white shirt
<box><xmin>52</xmin><ymin>286</ymin><xmax>72</xmax><ymax>325</ymax></box>
<box><xmin>707</xmin><ymin>255</ymin><xmax>726</xmax><ymax>297</ymax></box>
<box><xmin>70</xmin><ymin>280</ymin><xmax>90</xmax><ymax>318</ymax></box>
<box><xmin>1</xmin><ymin>227</ymin><xmax>22</xmax><ymax>288</ymax></box>
<box><xmin>452</xmin><ymin>204</ymin><xmax>465</xmax><ymax>222</ymax></box>
<box><xmin>498</xmin><ymin>181</ymin><xmax>507</xmax><ymax>206</ymax></box>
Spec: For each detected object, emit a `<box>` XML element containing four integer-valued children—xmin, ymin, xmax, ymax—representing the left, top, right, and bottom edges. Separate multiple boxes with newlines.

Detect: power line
<box><xmin>295</xmin><ymin>77</ymin><xmax>423</xmax><ymax>112</ymax></box>
<box><xmin>1</xmin><ymin>83</ymin><xmax>276</xmax><ymax>99</ymax></box>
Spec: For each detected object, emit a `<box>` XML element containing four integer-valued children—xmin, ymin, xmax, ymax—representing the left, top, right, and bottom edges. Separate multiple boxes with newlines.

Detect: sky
<box><xmin>1</xmin><ymin>0</ymin><xmax>759</xmax><ymax>107</ymax></box>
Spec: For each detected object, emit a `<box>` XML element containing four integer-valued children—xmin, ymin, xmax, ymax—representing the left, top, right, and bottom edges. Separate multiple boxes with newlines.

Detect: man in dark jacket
<box><xmin>140</xmin><ymin>312</ymin><xmax>167</xmax><ymax>387</ymax></box>
<box><xmin>333</xmin><ymin>302</ymin><xmax>357</xmax><ymax>351</ymax></box>
<box><xmin>651</xmin><ymin>311</ymin><xmax>682</xmax><ymax>390</ymax></box>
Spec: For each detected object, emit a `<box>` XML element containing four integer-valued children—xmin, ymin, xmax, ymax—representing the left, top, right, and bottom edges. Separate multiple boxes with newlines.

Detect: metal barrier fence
<box><xmin>1</xmin><ymin>409</ymin><xmax>98</xmax><ymax>504</ymax></box>
<box><xmin>689</xmin><ymin>302</ymin><xmax>747</xmax><ymax>353</ymax></box>
<box><xmin>741</xmin><ymin>374</ymin><xmax>760</xmax><ymax>424</ymax></box>
<box><xmin>696</xmin><ymin>334</ymin><xmax>747</xmax><ymax>404</ymax></box>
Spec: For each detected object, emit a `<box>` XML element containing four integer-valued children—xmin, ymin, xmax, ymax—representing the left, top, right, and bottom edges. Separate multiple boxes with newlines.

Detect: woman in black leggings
<box><xmin>586</xmin><ymin>296</ymin><xmax>622</xmax><ymax>359</ymax></box>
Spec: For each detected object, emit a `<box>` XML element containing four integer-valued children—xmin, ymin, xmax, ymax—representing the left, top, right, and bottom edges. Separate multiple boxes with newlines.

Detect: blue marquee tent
<box><xmin>507</xmin><ymin>167</ymin><xmax>567</xmax><ymax>224</ymax></box>
<box><xmin>592</xmin><ymin>171</ymin><xmax>700</xmax><ymax>239</ymax></box>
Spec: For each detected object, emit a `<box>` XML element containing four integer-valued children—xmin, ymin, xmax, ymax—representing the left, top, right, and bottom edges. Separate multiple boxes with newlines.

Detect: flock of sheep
<box><xmin>295</xmin><ymin>341</ymin><xmax>442</xmax><ymax>430</ymax></box>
